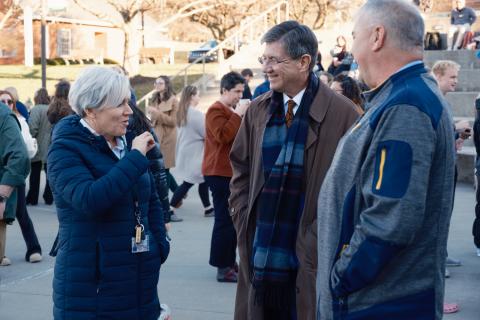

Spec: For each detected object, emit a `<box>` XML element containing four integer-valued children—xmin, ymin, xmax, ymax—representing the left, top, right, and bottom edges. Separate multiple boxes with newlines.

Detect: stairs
<box><xmin>424</xmin><ymin>50</ymin><xmax>480</xmax><ymax>184</ymax></box>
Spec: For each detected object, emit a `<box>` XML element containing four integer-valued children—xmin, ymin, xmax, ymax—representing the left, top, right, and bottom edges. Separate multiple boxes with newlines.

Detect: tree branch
<box><xmin>0</xmin><ymin>6</ymin><xmax>14</xmax><ymax>30</ymax></box>
<box><xmin>72</xmin><ymin>0</ymin><xmax>123</xmax><ymax>27</ymax></box>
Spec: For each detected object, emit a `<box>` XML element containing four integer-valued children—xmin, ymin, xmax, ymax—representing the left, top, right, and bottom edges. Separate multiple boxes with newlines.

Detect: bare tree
<box><xmin>72</xmin><ymin>0</ymin><xmax>215</xmax><ymax>74</ymax></box>
<box><xmin>0</xmin><ymin>0</ymin><xmax>22</xmax><ymax>30</ymax></box>
<box><xmin>71</xmin><ymin>0</ymin><xmax>165</xmax><ymax>75</ymax></box>
<box><xmin>285</xmin><ymin>0</ymin><xmax>364</xmax><ymax>30</ymax></box>
<box><xmin>311</xmin><ymin>0</ymin><xmax>330</xmax><ymax>29</ymax></box>
<box><xmin>186</xmin><ymin>0</ymin><xmax>257</xmax><ymax>41</ymax></box>
<box><xmin>289</xmin><ymin>0</ymin><xmax>316</xmax><ymax>25</ymax></box>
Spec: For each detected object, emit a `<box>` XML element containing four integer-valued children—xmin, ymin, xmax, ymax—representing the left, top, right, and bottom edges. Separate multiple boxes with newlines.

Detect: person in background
<box><xmin>170</xmin><ymin>85</ymin><xmax>213</xmax><ymax>217</ymax></box>
<box><xmin>203</xmin><ymin>71</ymin><xmax>248</xmax><ymax>283</ymax></box>
<box><xmin>0</xmin><ymin>90</ymin><xmax>42</xmax><ymax>264</ymax></box>
<box><xmin>327</xmin><ymin>36</ymin><xmax>354</xmax><ymax>76</ymax></box>
<box><xmin>147</xmin><ymin>75</ymin><xmax>180</xmax><ymax>216</ymax></box>
<box><xmin>241</xmin><ymin>68</ymin><xmax>254</xmax><ymax>100</ymax></box>
<box><xmin>473</xmin><ymin>94</ymin><xmax>480</xmax><ymax>257</ymax></box>
<box><xmin>315</xmin><ymin>51</ymin><xmax>325</xmax><ymax>72</ymax></box>
<box><xmin>48</xmin><ymin>66</ymin><xmax>169</xmax><ymax>319</ymax></box>
<box><xmin>27</xmin><ymin>88</ymin><xmax>53</xmax><ymax>206</ymax></box>
<box><xmin>253</xmin><ymin>74</ymin><xmax>271</xmax><ymax>99</ymax></box>
<box><xmin>431</xmin><ymin>61</ymin><xmax>470</xmax><ymax>316</ymax></box>
<box><xmin>316</xmin><ymin>1</ymin><xmax>455</xmax><ymax>319</ymax></box>
<box><xmin>0</xmin><ymin>101</ymin><xmax>30</xmax><ymax>267</ymax></box>
<box><xmin>432</xmin><ymin>60</ymin><xmax>473</xmax><ymax>315</ymax></box>
<box><xmin>47</xmin><ymin>80</ymin><xmax>73</xmax><ymax>126</ymax></box>
<box><xmin>5</xmin><ymin>86</ymin><xmax>29</xmax><ymax>121</ymax></box>
<box><xmin>318</xmin><ymin>71</ymin><xmax>333</xmax><ymax>86</ymax></box>
<box><xmin>448</xmin><ymin>0</ymin><xmax>476</xmax><ymax>50</ymax></box>
<box><xmin>330</xmin><ymin>73</ymin><xmax>365</xmax><ymax>114</ymax></box>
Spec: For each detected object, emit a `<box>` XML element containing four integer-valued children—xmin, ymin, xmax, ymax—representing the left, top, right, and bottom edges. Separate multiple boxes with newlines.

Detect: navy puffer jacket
<box><xmin>48</xmin><ymin>115</ymin><xmax>169</xmax><ymax>320</ymax></box>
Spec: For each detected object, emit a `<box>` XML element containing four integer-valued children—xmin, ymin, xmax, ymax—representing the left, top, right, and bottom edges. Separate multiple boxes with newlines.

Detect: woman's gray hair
<box><xmin>69</xmin><ymin>66</ymin><xmax>130</xmax><ymax>116</ymax></box>
<box><xmin>359</xmin><ymin>0</ymin><xmax>425</xmax><ymax>54</ymax></box>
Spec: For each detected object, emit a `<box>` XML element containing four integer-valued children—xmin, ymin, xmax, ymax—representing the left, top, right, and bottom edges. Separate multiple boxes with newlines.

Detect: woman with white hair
<box><xmin>47</xmin><ymin>66</ymin><xmax>170</xmax><ymax>320</ymax></box>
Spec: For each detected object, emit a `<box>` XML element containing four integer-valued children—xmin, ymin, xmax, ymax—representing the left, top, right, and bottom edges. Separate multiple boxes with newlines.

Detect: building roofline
<box><xmin>31</xmin><ymin>15</ymin><xmax>116</xmax><ymax>28</ymax></box>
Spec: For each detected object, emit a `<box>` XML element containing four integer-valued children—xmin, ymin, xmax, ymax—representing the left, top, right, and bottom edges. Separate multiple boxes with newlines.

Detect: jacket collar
<box><xmin>257</xmin><ymin>80</ymin><xmax>332</xmax><ymax>125</ymax></box>
<box><xmin>363</xmin><ymin>62</ymin><xmax>426</xmax><ymax>104</ymax></box>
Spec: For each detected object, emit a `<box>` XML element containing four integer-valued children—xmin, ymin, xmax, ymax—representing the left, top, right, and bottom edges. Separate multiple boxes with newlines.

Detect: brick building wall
<box><xmin>0</xmin><ymin>18</ymin><xmax>124</xmax><ymax>65</ymax></box>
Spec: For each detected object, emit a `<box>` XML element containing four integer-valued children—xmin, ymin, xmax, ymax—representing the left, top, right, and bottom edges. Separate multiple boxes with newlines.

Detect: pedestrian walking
<box><xmin>170</xmin><ymin>85</ymin><xmax>213</xmax><ymax>217</ymax></box>
<box><xmin>26</xmin><ymin>88</ymin><xmax>53</xmax><ymax>206</ymax></box>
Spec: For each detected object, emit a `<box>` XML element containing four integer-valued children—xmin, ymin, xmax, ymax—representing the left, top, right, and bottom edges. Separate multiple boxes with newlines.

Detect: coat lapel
<box><xmin>306</xmin><ymin>82</ymin><xmax>332</xmax><ymax>150</ymax></box>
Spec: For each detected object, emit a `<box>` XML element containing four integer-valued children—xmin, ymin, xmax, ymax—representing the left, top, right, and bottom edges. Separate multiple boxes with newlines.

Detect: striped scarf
<box><xmin>253</xmin><ymin>73</ymin><xmax>319</xmax><ymax>308</ymax></box>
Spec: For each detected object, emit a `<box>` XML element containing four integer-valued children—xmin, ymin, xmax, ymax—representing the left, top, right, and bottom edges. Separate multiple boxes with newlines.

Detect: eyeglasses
<box><xmin>0</xmin><ymin>99</ymin><xmax>13</xmax><ymax>105</ymax></box>
<box><xmin>258</xmin><ymin>56</ymin><xmax>290</xmax><ymax>66</ymax></box>
<box><xmin>154</xmin><ymin>80</ymin><xmax>165</xmax><ymax>85</ymax></box>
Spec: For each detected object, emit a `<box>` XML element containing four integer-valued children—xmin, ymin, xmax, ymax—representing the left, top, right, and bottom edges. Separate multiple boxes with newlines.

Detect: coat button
<box><xmin>296</xmin><ymin>286</ymin><xmax>300</xmax><ymax>294</ymax></box>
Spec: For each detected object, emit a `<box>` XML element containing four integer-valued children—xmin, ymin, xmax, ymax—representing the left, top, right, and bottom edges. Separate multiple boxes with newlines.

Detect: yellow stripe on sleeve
<box><xmin>375</xmin><ymin>148</ymin><xmax>386</xmax><ymax>190</ymax></box>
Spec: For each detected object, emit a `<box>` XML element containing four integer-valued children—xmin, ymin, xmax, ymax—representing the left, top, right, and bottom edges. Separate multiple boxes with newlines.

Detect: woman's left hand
<box><xmin>165</xmin><ymin>223</ymin><xmax>171</xmax><ymax>232</ymax></box>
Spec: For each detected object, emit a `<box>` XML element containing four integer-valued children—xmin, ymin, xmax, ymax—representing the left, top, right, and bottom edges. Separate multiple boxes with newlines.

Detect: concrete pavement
<box><xmin>1</xmin><ymin>174</ymin><xmax>479</xmax><ymax>319</ymax></box>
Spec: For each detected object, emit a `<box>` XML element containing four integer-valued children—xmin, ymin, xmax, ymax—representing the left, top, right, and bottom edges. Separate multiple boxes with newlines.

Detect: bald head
<box><xmin>352</xmin><ymin>0</ymin><xmax>425</xmax><ymax>88</ymax></box>
<box><xmin>358</xmin><ymin>0</ymin><xmax>425</xmax><ymax>55</ymax></box>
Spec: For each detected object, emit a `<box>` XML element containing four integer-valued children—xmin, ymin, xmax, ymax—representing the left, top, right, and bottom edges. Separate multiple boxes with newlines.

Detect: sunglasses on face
<box><xmin>0</xmin><ymin>99</ymin><xmax>13</xmax><ymax>105</ymax></box>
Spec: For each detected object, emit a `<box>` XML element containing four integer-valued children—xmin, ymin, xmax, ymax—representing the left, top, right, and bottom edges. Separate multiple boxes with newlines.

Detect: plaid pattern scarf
<box><xmin>253</xmin><ymin>73</ymin><xmax>319</xmax><ymax>308</ymax></box>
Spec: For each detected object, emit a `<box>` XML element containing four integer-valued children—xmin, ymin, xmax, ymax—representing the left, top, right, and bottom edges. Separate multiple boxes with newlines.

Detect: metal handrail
<box><xmin>137</xmin><ymin>1</ymin><xmax>289</xmax><ymax>107</ymax></box>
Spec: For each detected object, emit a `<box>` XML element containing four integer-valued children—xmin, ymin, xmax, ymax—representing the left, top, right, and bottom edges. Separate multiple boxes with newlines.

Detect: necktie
<box><xmin>286</xmin><ymin>99</ymin><xmax>296</xmax><ymax>128</ymax></box>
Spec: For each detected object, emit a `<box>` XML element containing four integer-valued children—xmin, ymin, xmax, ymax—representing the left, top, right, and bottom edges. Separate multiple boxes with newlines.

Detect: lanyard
<box><xmin>133</xmin><ymin>187</ymin><xmax>144</xmax><ymax>243</ymax></box>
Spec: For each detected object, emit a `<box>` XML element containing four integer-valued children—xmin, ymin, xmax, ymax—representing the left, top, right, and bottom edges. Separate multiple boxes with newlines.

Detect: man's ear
<box><xmin>299</xmin><ymin>54</ymin><xmax>312</xmax><ymax>73</ymax></box>
<box><xmin>372</xmin><ymin>25</ymin><xmax>386</xmax><ymax>52</ymax></box>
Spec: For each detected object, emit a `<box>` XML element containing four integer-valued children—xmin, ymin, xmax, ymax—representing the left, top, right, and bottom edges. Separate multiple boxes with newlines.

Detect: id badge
<box><xmin>131</xmin><ymin>235</ymin><xmax>150</xmax><ymax>253</ymax></box>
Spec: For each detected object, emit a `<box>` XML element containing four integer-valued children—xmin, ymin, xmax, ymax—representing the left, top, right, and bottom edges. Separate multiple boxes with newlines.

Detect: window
<box><xmin>0</xmin><ymin>49</ymin><xmax>17</xmax><ymax>58</ymax></box>
<box><xmin>57</xmin><ymin>29</ymin><xmax>71</xmax><ymax>56</ymax></box>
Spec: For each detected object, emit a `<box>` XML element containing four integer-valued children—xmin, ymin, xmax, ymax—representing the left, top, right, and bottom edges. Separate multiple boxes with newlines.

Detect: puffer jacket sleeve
<box><xmin>48</xmin><ymin>141</ymin><xmax>149</xmax><ymax>215</ymax></box>
<box><xmin>147</xmin><ymin>173</ymin><xmax>170</xmax><ymax>264</ymax></box>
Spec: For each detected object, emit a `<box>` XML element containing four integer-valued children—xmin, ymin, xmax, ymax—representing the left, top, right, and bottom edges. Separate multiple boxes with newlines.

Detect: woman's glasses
<box><xmin>0</xmin><ymin>99</ymin><xmax>13</xmax><ymax>105</ymax></box>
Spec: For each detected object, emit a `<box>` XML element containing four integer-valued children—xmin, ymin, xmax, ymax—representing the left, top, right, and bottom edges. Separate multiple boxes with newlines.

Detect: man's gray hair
<box><xmin>262</xmin><ymin>20</ymin><xmax>318</xmax><ymax>71</ymax></box>
<box><xmin>69</xmin><ymin>66</ymin><xmax>131</xmax><ymax>116</ymax></box>
<box><xmin>359</xmin><ymin>0</ymin><xmax>425</xmax><ymax>53</ymax></box>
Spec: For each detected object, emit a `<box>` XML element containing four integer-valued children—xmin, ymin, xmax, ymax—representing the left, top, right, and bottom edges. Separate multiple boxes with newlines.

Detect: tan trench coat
<box><xmin>149</xmin><ymin>96</ymin><xmax>178</xmax><ymax>169</ymax></box>
<box><xmin>229</xmin><ymin>83</ymin><xmax>359</xmax><ymax>320</ymax></box>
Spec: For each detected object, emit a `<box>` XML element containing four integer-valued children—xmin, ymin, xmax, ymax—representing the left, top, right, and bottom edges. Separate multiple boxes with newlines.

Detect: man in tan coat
<box><xmin>229</xmin><ymin>21</ymin><xmax>359</xmax><ymax>320</ymax></box>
